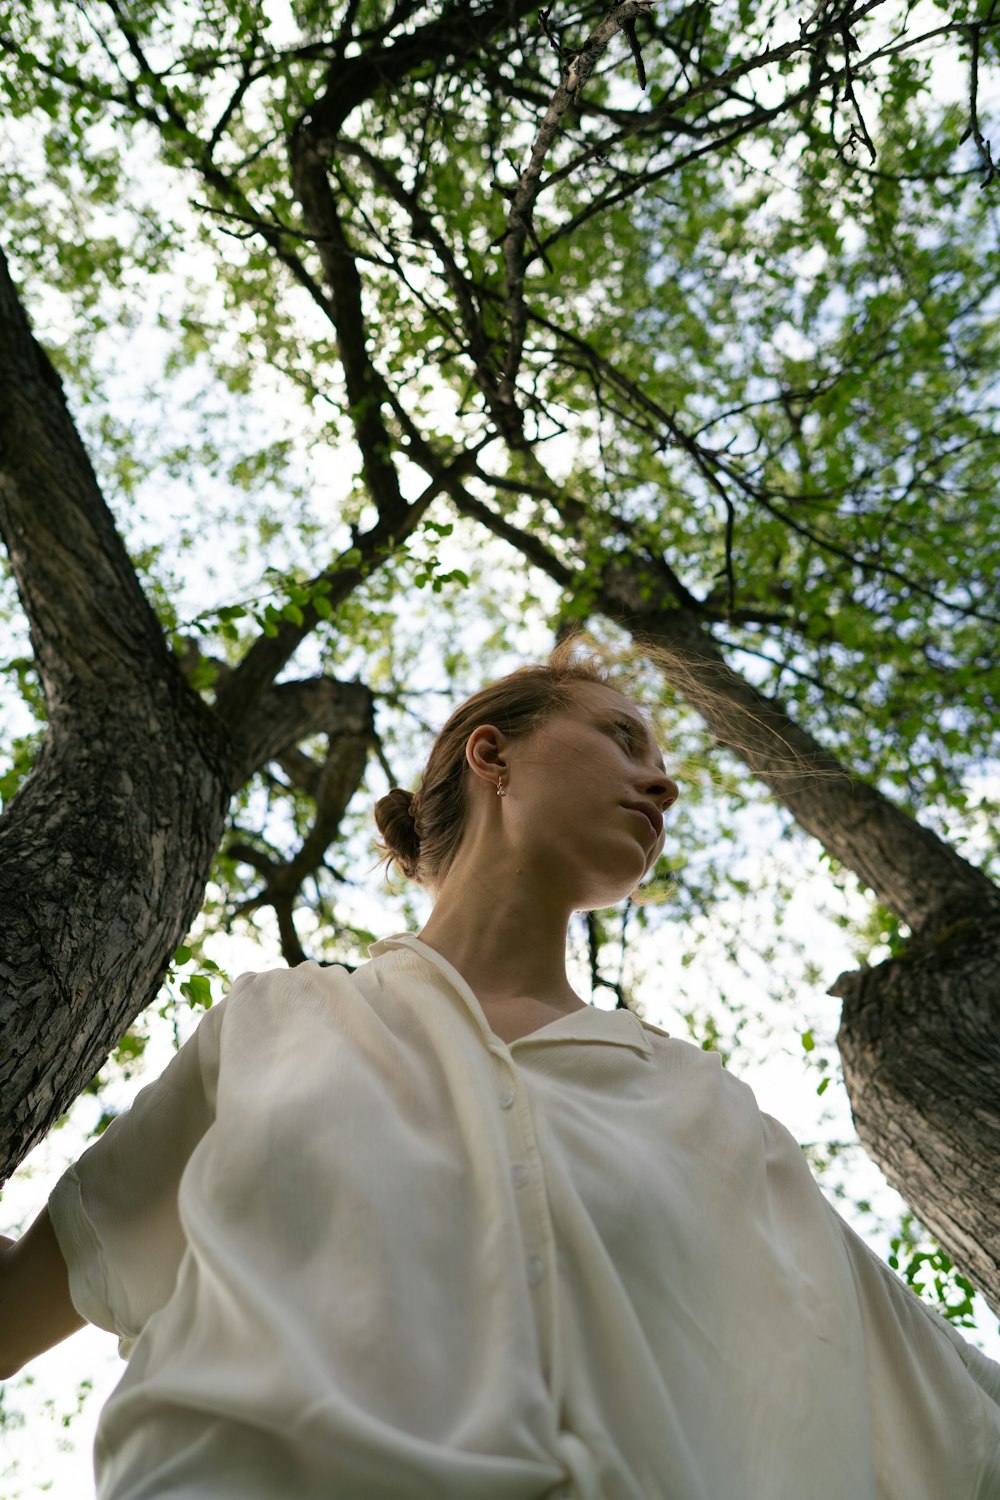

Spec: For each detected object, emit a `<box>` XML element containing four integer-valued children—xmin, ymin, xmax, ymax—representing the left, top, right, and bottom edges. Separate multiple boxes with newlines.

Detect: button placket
<box><xmin>497</xmin><ymin>1062</ymin><xmax>560</xmax><ymax>1320</ymax></box>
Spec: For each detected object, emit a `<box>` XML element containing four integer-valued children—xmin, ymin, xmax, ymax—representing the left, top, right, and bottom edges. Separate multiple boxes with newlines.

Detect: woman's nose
<box><xmin>649</xmin><ymin>776</ymin><xmax>679</xmax><ymax>811</ymax></box>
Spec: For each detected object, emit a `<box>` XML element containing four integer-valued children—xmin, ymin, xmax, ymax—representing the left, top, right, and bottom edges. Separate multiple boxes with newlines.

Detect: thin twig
<box><xmin>961</xmin><ymin>18</ymin><xmax>999</xmax><ymax>187</ymax></box>
<box><xmin>841</xmin><ymin>21</ymin><xmax>877</xmax><ymax>162</ymax></box>
<box><xmin>191</xmin><ymin>199</ymin><xmax>333</xmax><ymax>244</ymax></box>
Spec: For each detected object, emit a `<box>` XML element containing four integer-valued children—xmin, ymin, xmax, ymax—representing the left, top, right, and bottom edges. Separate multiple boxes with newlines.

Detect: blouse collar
<box><xmin>368</xmin><ymin>932</ymin><xmax>654</xmax><ymax>1055</ymax></box>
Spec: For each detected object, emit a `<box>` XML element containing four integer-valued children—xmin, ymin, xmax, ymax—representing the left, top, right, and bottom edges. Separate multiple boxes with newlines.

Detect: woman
<box><xmin>2</xmin><ymin>642</ymin><xmax>999</xmax><ymax>1499</ymax></box>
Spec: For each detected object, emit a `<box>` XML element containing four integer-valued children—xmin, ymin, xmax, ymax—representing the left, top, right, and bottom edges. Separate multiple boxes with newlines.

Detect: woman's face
<box><xmin>466</xmin><ymin>681</ymin><xmax>680</xmax><ymax>911</ymax></box>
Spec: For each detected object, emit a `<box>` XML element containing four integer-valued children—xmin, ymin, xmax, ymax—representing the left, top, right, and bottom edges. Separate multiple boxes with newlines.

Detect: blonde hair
<box><xmin>372</xmin><ymin>634</ymin><xmax>644</xmax><ymax>889</ymax></box>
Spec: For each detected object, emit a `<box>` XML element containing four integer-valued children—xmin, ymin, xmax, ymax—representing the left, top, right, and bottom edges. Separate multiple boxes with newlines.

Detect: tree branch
<box><xmin>333</xmin><ymin>139</ymin><xmax>513</xmax><ymax>436</ymax></box>
<box><xmin>0</xmin><ymin>246</ymin><xmax>179</xmax><ymax>714</ymax></box>
<box><xmin>598</xmin><ymin>590</ymin><xmax>999</xmax><ymax>934</ymax></box>
<box><xmin>227</xmin><ymin>676</ymin><xmax>374</xmax><ymax>792</ymax></box>
<box><xmin>211</xmin><ymin>461</ymin><xmax>475</xmax><ymax>745</ymax></box>
<box><xmin>290</xmin><ymin>125</ymin><xmax>410</xmax><ymax>528</ymax></box>
<box><xmin>229</xmin><ymin>728</ymin><xmax>371</xmax><ymax>967</ymax></box>
<box><xmin>447</xmin><ymin>485</ymin><xmax>578</xmax><ymax>588</ymax></box>
<box><xmin>470</xmin><ymin>465</ymin><xmax>705</xmax><ymax>612</ymax></box>
<box><xmin>500</xmin><ymin>289</ymin><xmax>1000</xmax><ymax>629</ymax></box>
<box><xmin>305</xmin><ymin>0</ymin><xmax>542</xmax><ymax>140</ymax></box>
<box><xmin>531</xmin><ymin>5</ymin><xmax>980</xmax><ymax>255</ymax></box>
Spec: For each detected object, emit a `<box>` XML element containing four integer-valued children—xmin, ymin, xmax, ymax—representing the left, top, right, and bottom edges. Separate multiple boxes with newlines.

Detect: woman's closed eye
<box><xmin>613</xmin><ymin>719</ymin><xmax>639</xmax><ymax>751</ymax></box>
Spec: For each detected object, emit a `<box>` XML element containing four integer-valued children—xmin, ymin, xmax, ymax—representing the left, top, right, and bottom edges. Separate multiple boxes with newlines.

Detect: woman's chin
<box><xmin>577</xmin><ymin>870</ymin><xmax>649</xmax><ymax>911</ymax></box>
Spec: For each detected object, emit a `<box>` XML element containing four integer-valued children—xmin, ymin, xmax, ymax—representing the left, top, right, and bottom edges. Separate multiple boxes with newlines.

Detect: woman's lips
<box><xmin>624</xmin><ymin>806</ymin><xmax>657</xmax><ymax>841</ymax></box>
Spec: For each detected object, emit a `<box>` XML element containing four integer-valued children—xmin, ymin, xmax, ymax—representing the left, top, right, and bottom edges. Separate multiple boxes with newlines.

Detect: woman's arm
<box><xmin>1</xmin><ymin>983</ymin><xmax>237</xmax><ymax>1374</ymax></box>
<box><xmin>0</xmin><ymin>1206</ymin><xmax>86</xmax><ymax>1378</ymax></box>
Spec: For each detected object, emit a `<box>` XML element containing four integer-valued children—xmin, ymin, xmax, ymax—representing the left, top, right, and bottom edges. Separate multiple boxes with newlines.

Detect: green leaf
<box><xmin>180</xmin><ymin>973</ymin><xmax>214</xmax><ymax>1009</ymax></box>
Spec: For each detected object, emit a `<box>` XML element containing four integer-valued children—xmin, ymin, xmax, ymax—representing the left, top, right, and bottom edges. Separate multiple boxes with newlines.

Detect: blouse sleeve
<box><xmin>47</xmin><ymin>986</ymin><xmax>234</xmax><ymax>1357</ymax></box>
<box><xmin>758</xmin><ymin>1102</ymin><xmax>1000</xmax><ymax>1495</ymax></box>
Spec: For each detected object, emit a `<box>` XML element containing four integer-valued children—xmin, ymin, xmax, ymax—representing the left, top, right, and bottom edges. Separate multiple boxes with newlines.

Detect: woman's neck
<box><xmin>417</xmin><ymin>855</ymin><xmax>580</xmax><ymax>1008</ymax></box>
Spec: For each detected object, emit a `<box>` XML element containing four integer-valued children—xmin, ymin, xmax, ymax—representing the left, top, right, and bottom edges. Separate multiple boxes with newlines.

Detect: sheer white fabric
<box><xmin>49</xmin><ymin>934</ymin><xmax>1000</xmax><ymax>1499</ymax></box>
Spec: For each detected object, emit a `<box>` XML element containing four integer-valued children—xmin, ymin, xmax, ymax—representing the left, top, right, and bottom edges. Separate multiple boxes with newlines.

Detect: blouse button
<box><xmin>498</xmin><ymin>1088</ymin><xmax>516</xmax><ymax>1110</ymax></box>
<box><xmin>526</xmin><ymin>1256</ymin><xmax>546</xmax><ymax>1286</ymax></box>
<box><xmin>511</xmin><ymin>1164</ymin><xmax>529</xmax><ymax>1189</ymax></box>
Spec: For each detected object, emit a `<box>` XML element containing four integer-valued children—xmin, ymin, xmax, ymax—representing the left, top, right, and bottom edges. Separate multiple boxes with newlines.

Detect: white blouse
<box><xmin>49</xmin><ymin>934</ymin><xmax>1000</xmax><ymax>1500</ymax></box>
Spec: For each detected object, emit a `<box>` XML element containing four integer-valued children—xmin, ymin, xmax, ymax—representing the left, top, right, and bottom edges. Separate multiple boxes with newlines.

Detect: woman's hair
<box><xmin>372</xmin><ymin>634</ymin><xmax>643</xmax><ymax>889</ymax></box>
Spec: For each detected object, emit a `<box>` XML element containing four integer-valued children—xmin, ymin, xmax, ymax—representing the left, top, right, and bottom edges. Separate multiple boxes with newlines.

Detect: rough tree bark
<box><xmin>0</xmin><ymin>250</ymin><xmax>377</xmax><ymax>1184</ymax></box>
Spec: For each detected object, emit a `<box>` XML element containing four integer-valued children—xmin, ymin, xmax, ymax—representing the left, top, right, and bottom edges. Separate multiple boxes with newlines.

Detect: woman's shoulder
<box><xmin>635</xmin><ymin>1020</ymin><xmax>760</xmax><ymax>1107</ymax></box>
<box><xmin>219</xmin><ymin>960</ymin><xmax>361</xmax><ymax>1022</ymax></box>
<box><xmin>637</xmin><ymin>1017</ymin><xmax>720</xmax><ymax>1064</ymax></box>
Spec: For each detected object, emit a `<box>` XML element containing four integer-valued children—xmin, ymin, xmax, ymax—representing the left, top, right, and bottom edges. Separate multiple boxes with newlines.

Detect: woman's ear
<box><xmin>464</xmin><ymin>724</ymin><xmax>507</xmax><ymax>786</ymax></box>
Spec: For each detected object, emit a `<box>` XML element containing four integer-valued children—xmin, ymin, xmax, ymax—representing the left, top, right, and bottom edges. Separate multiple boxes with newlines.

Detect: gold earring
<box><xmin>496</xmin><ymin>773</ymin><xmax>506</xmax><ymax>798</ymax></box>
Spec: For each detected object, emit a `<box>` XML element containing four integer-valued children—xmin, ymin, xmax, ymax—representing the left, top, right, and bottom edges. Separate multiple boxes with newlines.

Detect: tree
<box><xmin>1</xmin><ymin>0</ymin><xmax>998</xmax><ymax>1316</ymax></box>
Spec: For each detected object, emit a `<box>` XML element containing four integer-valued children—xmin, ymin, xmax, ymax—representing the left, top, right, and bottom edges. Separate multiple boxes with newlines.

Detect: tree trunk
<box><xmin>0</xmin><ymin>249</ymin><xmax>235</xmax><ymax>1183</ymax></box>
<box><xmin>0</xmin><ymin>694</ymin><xmax>232</xmax><ymax>1184</ymax></box>
<box><xmin>597</xmin><ymin>585</ymin><xmax>1000</xmax><ymax>1312</ymax></box>
<box><xmin>0</xmin><ymin>246</ymin><xmax>407</xmax><ymax>1179</ymax></box>
<box><xmin>832</xmin><ymin>923</ymin><xmax>1000</xmax><ymax>1315</ymax></box>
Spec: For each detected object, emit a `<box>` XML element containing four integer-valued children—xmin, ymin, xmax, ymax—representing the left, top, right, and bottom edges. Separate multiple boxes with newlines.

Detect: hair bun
<box><xmin>373</xmin><ymin>787</ymin><xmax>422</xmax><ymax>880</ymax></box>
